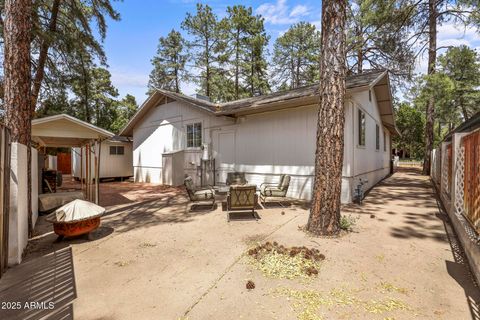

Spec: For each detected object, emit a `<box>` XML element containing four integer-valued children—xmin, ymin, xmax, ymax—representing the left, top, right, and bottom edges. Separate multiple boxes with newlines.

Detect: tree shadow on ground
<box><xmin>0</xmin><ymin>247</ymin><xmax>76</xmax><ymax>320</ymax></box>
<box><xmin>343</xmin><ymin>169</ymin><xmax>450</xmax><ymax>243</ymax></box>
<box><xmin>101</xmin><ymin>192</ymin><xmax>211</xmax><ymax>234</ymax></box>
<box><xmin>431</xmin><ymin>184</ymin><xmax>480</xmax><ymax>320</ymax></box>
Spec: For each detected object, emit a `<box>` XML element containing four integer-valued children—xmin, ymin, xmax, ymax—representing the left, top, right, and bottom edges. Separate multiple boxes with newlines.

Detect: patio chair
<box><xmin>226</xmin><ymin>172</ymin><xmax>248</xmax><ymax>185</ymax></box>
<box><xmin>259</xmin><ymin>174</ymin><xmax>291</xmax><ymax>206</ymax></box>
<box><xmin>184</xmin><ymin>176</ymin><xmax>215</xmax><ymax>210</ymax></box>
<box><xmin>226</xmin><ymin>185</ymin><xmax>258</xmax><ymax>221</ymax></box>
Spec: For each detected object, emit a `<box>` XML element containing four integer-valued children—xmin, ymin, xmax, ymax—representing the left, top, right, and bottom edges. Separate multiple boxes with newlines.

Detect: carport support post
<box><xmin>86</xmin><ymin>143</ymin><xmax>90</xmax><ymax>201</ymax></box>
<box><xmin>94</xmin><ymin>140</ymin><xmax>100</xmax><ymax>204</ymax></box>
<box><xmin>80</xmin><ymin>147</ymin><xmax>83</xmax><ymax>196</ymax></box>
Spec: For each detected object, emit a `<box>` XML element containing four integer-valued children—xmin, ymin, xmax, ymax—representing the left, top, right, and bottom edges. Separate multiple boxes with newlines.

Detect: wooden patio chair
<box><xmin>259</xmin><ymin>174</ymin><xmax>291</xmax><ymax>207</ymax></box>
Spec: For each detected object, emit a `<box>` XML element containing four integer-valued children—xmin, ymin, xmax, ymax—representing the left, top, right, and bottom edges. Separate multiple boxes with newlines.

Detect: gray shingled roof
<box><xmin>120</xmin><ymin>69</ymin><xmax>389</xmax><ymax>136</ymax></box>
<box><xmin>162</xmin><ymin>69</ymin><xmax>386</xmax><ymax>114</ymax></box>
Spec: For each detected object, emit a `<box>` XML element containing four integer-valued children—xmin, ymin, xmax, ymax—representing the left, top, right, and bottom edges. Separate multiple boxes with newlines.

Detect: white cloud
<box><xmin>256</xmin><ymin>0</ymin><xmax>310</xmax><ymax>25</ymax></box>
<box><xmin>411</xmin><ymin>21</ymin><xmax>480</xmax><ymax>74</ymax></box>
<box><xmin>290</xmin><ymin>5</ymin><xmax>309</xmax><ymax>18</ymax></box>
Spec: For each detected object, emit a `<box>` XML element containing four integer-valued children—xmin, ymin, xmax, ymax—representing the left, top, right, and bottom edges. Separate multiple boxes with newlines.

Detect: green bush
<box><xmin>340</xmin><ymin>215</ymin><xmax>358</xmax><ymax>231</ymax></box>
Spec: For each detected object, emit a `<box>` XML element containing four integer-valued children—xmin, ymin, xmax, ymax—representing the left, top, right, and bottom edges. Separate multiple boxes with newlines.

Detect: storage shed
<box><xmin>72</xmin><ymin>135</ymin><xmax>133</xmax><ymax>180</ymax></box>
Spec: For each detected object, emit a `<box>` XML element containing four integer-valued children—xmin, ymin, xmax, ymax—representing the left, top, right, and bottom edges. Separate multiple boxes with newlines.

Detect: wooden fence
<box><xmin>462</xmin><ymin>130</ymin><xmax>480</xmax><ymax>233</ymax></box>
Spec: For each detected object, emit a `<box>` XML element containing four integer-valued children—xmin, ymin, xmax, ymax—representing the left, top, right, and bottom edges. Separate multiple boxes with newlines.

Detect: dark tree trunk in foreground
<box><xmin>4</xmin><ymin>0</ymin><xmax>33</xmax><ymax>235</ymax></box>
<box><xmin>306</xmin><ymin>0</ymin><xmax>347</xmax><ymax>236</ymax></box>
<box><xmin>422</xmin><ymin>0</ymin><xmax>437</xmax><ymax>176</ymax></box>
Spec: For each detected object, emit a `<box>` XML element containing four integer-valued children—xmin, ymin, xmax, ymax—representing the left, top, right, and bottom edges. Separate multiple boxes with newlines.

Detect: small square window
<box><xmin>358</xmin><ymin>109</ymin><xmax>366</xmax><ymax>146</ymax></box>
<box><xmin>110</xmin><ymin>146</ymin><xmax>125</xmax><ymax>155</ymax></box>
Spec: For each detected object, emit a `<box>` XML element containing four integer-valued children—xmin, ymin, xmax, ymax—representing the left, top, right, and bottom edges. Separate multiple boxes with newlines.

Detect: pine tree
<box><xmin>181</xmin><ymin>3</ymin><xmax>224</xmax><ymax>100</ymax></box>
<box><xmin>307</xmin><ymin>0</ymin><xmax>347</xmax><ymax>236</ymax></box>
<box><xmin>437</xmin><ymin>45</ymin><xmax>480</xmax><ymax>121</ymax></box>
<box><xmin>3</xmin><ymin>0</ymin><xmax>34</xmax><ymax>234</ymax></box>
<box><xmin>399</xmin><ymin>0</ymin><xmax>480</xmax><ymax>175</ymax></box>
<box><xmin>28</xmin><ymin>0</ymin><xmax>120</xmax><ymax>112</ymax></box>
<box><xmin>222</xmin><ymin>5</ymin><xmax>270</xmax><ymax>99</ymax></box>
<box><xmin>347</xmin><ymin>0</ymin><xmax>414</xmax><ymax>80</ymax></box>
<box><xmin>148</xmin><ymin>29</ymin><xmax>188</xmax><ymax>94</ymax></box>
<box><xmin>272</xmin><ymin>22</ymin><xmax>321</xmax><ymax>90</ymax></box>
<box><xmin>70</xmin><ymin>65</ymin><xmax>119</xmax><ymax>131</ymax></box>
<box><xmin>111</xmin><ymin>94</ymin><xmax>138</xmax><ymax>133</ymax></box>
<box><xmin>243</xmin><ymin>14</ymin><xmax>270</xmax><ymax>96</ymax></box>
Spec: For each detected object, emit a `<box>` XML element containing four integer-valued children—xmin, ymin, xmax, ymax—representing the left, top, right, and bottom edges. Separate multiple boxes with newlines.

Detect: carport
<box><xmin>32</xmin><ymin>114</ymin><xmax>114</xmax><ymax>204</ymax></box>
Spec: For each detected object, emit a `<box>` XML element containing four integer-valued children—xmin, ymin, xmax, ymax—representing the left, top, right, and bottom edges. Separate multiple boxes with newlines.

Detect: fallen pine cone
<box><xmin>246</xmin><ymin>280</ymin><xmax>255</xmax><ymax>290</ymax></box>
<box><xmin>370</xmin><ymin>214</ymin><xmax>376</xmax><ymax>219</ymax></box>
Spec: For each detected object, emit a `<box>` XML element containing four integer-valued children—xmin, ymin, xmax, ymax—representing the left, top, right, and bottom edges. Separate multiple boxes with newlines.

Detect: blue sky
<box><xmin>103</xmin><ymin>0</ymin><xmax>480</xmax><ymax>105</ymax></box>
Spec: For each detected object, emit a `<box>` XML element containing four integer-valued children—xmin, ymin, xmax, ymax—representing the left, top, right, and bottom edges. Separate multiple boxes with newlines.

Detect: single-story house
<box><xmin>120</xmin><ymin>69</ymin><xmax>398</xmax><ymax>203</ymax></box>
<box><xmin>72</xmin><ymin>135</ymin><xmax>133</xmax><ymax>180</ymax></box>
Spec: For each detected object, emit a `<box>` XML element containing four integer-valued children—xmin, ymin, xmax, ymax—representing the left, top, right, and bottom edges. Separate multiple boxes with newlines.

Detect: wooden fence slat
<box><xmin>462</xmin><ymin>130</ymin><xmax>480</xmax><ymax>233</ymax></box>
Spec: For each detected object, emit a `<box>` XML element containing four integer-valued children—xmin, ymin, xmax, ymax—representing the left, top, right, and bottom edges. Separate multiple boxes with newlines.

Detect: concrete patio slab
<box><xmin>0</xmin><ymin>168</ymin><xmax>478</xmax><ymax>320</ymax></box>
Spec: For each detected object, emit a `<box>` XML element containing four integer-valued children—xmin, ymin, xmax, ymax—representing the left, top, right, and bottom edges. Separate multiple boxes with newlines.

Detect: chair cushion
<box><xmin>229</xmin><ymin>185</ymin><xmax>256</xmax><ymax>209</ymax></box>
<box><xmin>192</xmin><ymin>189</ymin><xmax>215</xmax><ymax>201</ymax></box>
<box><xmin>226</xmin><ymin>172</ymin><xmax>247</xmax><ymax>185</ymax></box>
<box><xmin>280</xmin><ymin>175</ymin><xmax>291</xmax><ymax>191</ymax></box>
<box><xmin>261</xmin><ymin>186</ymin><xmax>287</xmax><ymax>197</ymax></box>
<box><xmin>277</xmin><ymin>174</ymin><xmax>285</xmax><ymax>189</ymax></box>
<box><xmin>184</xmin><ymin>177</ymin><xmax>195</xmax><ymax>192</ymax></box>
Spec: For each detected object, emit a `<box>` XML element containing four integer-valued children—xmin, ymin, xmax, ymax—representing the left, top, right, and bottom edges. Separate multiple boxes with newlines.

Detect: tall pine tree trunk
<box><xmin>422</xmin><ymin>0</ymin><xmax>437</xmax><ymax>175</ymax></box>
<box><xmin>306</xmin><ymin>0</ymin><xmax>347</xmax><ymax>236</ymax></box>
<box><xmin>356</xmin><ymin>24</ymin><xmax>363</xmax><ymax>73</ymax></box>
<box><xmin>31</xmin><ymin>0</ymin><xmax>61</xmax><ymax>113</ymax></box>
<box><xmin>4</xmin><ymin>0</ymin><xmax>33</xmax><ymax>235</ymax></box>
<box><xmin>235</xmin><ymin>29</ymin><xmax>240</xmax><ymax>100</ymax></box>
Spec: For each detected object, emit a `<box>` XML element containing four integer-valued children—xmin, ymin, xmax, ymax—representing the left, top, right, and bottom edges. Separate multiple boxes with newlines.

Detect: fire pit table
<box><xmin>45</xmin><ymin>199</ymin><xmax>105</xmax><ymax>241</ymax></box>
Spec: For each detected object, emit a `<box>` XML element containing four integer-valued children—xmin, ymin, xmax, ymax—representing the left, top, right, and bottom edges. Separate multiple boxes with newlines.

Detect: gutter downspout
<box><xmin>351</xmin><ymin>100</ymin><xmax>356</xmax><ymax>203</ymax></box>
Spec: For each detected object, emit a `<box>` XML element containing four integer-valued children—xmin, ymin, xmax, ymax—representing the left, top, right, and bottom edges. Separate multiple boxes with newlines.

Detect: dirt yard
<box><xmin>0</xmin><ymin>169</ymin><xmax>478</xmax><ymax>320</ymax></box>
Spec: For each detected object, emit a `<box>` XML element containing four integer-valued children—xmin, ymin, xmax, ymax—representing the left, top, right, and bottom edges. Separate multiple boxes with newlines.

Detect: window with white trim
<box><xmin>358</xmin><ymin>109</ymin><xmax>366</xmax><ymax>146</ymax></box>
<box><xmin>110</xmin><ymin>146</ymin><xmax>124</xmax><ymax>155</ymax></box>
<box><xmin>186</xmin><ymin>122</ymin><xmax>202</xmax><ymax>148</ymax></box>
<box><xmin>383</xmin><ymin>131</ymin><xmax>387</xmax><ymax>151</ymax></box>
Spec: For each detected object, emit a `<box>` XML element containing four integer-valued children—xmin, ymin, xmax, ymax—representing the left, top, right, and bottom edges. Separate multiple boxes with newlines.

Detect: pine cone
<box><xmin>246</xmin><ymin>280</ymin><xmax>255</xmax><ymax>290</ymax></box>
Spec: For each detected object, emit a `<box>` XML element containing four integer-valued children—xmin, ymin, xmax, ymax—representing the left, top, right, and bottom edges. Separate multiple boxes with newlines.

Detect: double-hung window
<box><xmin>383</xmin><ymin>132</ymin><xmax>387</xmax><ymax>152</ymax></box>
<box><xmin>186</xmin><ymin>122</ymin><xmax>202</xmax><ymax>148</ymax></box>
<box><xmin>358</xmin><ymin>109</ymin><xmax>366</xmax><ymax>146</ymax></box>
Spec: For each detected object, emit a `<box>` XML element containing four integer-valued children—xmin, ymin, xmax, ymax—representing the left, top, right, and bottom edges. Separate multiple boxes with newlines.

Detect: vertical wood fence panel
<box><xmin>462</xmin><ymin>130</ymin><xmax>480</xmax><ymax>233</ymax></box>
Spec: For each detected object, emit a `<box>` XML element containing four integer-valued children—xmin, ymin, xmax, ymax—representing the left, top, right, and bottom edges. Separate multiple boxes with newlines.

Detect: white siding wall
<box><xmin>72</xmin><ymin>141</ymin><xmax>133</xmax><ymax>179</ymax></box>
<box><xmin>132</xmin><ymin>100</ymin><xmax>234</xmax><ymax>184</ymax></box>
<box><xmin>351</xmin><ymin>90</ymin><xmax>391</xmax><ymax>196</ymax></box>
<box><xmin>212</xmin><ymin>104</ymin><xmax>353</xmax><ymax>202</ymax></box>
<box><xmin>132</xmin><ymin>89</ymin><xmax>392</xmax><ymax>203</ymax></box>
